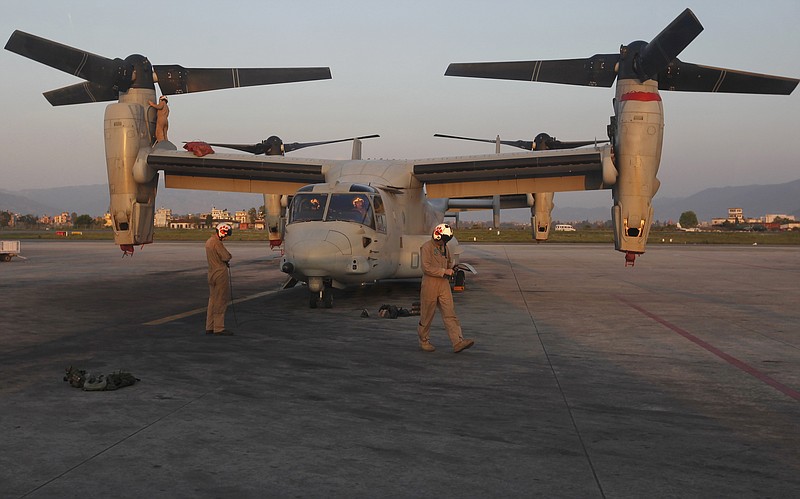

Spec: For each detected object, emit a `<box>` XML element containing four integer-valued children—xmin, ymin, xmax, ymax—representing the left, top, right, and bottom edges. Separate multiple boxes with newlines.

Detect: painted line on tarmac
<box><xmin>144</xmin><ymin>289</ymin><xmax>281</xmax><ymax>326</ymax></box>
<box><xmin>618</xmin><ymin>296</ymin><xmax>800</xmax><ymax>402</ymax></box>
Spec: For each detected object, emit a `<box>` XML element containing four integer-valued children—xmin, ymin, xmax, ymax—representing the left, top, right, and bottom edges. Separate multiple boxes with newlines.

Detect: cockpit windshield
<box><xmin>288</xmin><ymin>190</ymin><xmax>385</xmax><ymax>232</ymax></box>
<box><xmin>289</xmin><ymin>193</ymin><xmax>327</xmax><ymax>222</ymax></box>
<box><xmin>326</xmin><ymin>194</ymin><xmax>374</xmax><ymax>227</ymax></box>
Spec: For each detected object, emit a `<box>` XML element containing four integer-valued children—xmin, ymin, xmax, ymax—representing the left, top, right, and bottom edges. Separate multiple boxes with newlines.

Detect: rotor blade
<box><xmin>434</xmin><ymin>133</ymin><xmax>533</xmax><ymax>150</ymax></box>
<box><xmin>154</xmin><ymin>66</ymin><xmax>332</xmax><ymax>95</ymax></box>
<box><xmin>445</xmin><ymin>54</ymin><xmax>618</xmax><ymax>87</ymax></box>
<box><xmin>282</xmin><ymin>134</ymin><xmax>380</xmax><ymax>153</ymax></box>
<box><xmin>43</xmin><ymin>82</ymin><xmax>120</xmax><ymax>106</ymax></box>
<box><xmin>435</xmin><ymin>133</ymin><xmax>608</xmax><ymax>151</ymax></box>
<box><xmin>205</xmin><ymin>142</ymin><xmax>267</xmax><ymax>155</ymax></box>
<box><xmin>5</xmin><ymin>30</ymin><xmax>120</xmax><ymax>85</ymax></box>
<box><xmin>551</xmin><ymin>139</ymin><xmax>610</xmax><ymax>149</ymax></box>
<box><xmin>638</xmin><ymin>8</ymin><xmax>704</xmax><ymax>80</ymax></box>
<box><xmin>658</xmin><ymin>59</ymin><xmax>799</xmax><ymax>95</ymax></box>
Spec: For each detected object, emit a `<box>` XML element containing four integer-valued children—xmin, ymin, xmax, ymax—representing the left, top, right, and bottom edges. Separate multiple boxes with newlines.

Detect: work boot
<box><xmin>453</xmin><ymin>338</ymin><xmax>474</xmax><ymax>353</ymax></box>
<box><xmin>419</xmin><ymin>340</ymin><xmax>436</xmax><ymax>352</ymax></box>
<box><xmin>205</xmin><ymin>330</ymin><xmax>214</xmax><ymax>335</ymax></box>
<box><xmin>214</xmin><ymin>330</ymin><xmax>234</xmax><ymax>336</ymax></box>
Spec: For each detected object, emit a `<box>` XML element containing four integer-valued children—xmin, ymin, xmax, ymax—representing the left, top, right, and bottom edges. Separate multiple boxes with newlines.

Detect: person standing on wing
<box><xmin>417</xmin><ymin>223</ymin><xmax>474</xmax><ymax>353</ymax></box>
<box><xmin>147</xmin><ymin>95</ymin><xmax>170</xmax><ymax>143</ymax></box>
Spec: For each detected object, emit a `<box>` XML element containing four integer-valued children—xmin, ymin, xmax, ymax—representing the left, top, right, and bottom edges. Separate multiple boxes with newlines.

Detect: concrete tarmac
<box><xmin>1</xmin><ymin>240</ymin><xmax>798</xmax><ymax>498</ymax></box>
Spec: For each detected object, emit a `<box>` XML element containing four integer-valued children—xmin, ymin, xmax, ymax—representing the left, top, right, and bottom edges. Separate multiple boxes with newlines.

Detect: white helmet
<box><xmin>216</xmin><ymin>223</ymin><xmax>232</xmax><ymax>238</ymax></box>
<box><xmin>432</xmin><ymin>223</ymin><xmax>453</xmax><ymax>242</ymax></box>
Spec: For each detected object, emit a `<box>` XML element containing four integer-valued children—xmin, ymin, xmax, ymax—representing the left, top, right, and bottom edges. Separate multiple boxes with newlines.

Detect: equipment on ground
<box><xmin>0</xmin><ymin>241</ymin><xmax>21</xmax><ymax>262</ymax></box>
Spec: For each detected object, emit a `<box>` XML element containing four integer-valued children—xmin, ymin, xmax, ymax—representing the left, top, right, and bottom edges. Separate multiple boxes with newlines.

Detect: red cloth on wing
<box><xmin>183</xmin><ymin>141</ymin><xmax>215</xmax><ymax>157</ymax></box>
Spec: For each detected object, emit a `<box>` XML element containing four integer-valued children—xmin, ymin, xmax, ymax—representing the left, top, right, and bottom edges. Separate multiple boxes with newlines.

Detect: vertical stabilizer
<box><xmin>351</xmin><ymin>138</ymin><xmax>363</xmax><ymax>160</ymax></box>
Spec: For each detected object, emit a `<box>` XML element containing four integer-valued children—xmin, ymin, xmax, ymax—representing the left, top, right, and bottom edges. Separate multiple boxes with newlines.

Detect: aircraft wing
<box><xmin>147</xmin><ymin>150</ymin><xmax>327</xmax><ymax>195</ymax></box>
<box><xmin>413</xmin><ymin>145</ymin><xmax>614</xmax><ymax>198</ymax></box>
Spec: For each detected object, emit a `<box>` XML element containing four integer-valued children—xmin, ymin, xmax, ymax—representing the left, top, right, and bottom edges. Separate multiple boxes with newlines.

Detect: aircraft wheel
<box><xmin>322</xmin><ymin>287</ymin><xmax>333</xmax><ymax>308</ymax></box>
<box><xmin>309</xmin><ymin>291</ymin><xmax>319</xmax><ymax>308</ymax></box>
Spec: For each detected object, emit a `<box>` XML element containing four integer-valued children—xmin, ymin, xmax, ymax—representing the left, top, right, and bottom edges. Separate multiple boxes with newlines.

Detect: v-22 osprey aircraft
<box><xmin>5</xmin><ymin>8</ymin><xmax>797</xmax><ymax>308</ymax></box>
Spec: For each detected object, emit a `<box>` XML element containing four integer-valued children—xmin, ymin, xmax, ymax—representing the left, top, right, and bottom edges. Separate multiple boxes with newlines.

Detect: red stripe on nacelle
<box><xmin>620</xmin><ymin>91</ymin><xmax>662</xmax><ymax>102</ymax></box>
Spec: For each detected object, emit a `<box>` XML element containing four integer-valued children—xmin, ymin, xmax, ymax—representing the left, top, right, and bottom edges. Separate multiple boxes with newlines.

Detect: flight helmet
<box><xmin>432</xmin><ymin>223</ymin><xmax>453</xmax><ymax>243</ymax></box>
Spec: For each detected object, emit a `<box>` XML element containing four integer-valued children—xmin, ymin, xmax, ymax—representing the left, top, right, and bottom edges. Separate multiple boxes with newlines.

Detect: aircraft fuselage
<box><xmin>279</xmin><ymin>161</ymin><xmax>461</xmax><ymax>293</ymax></box>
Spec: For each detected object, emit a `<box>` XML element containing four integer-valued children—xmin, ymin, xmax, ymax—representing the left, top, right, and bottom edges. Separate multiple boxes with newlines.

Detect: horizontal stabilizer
<box><xmin>447</xmin><ymin>194</ymin><xmax>530</xmax><ymax>210</ymax></box>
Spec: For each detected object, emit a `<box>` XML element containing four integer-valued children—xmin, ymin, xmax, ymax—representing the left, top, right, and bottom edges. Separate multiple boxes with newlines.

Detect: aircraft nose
<box><xmin>282</xmin><ymin>228</ymin><xmax>371</xmax><ymax>278</ymax></box>
<box><xmin>283</xmin><ymin>229</ymin><xmax>353</xmax><ymax>274</ymax></box>
<box><xmin>287</xmin><ymin>239</ymin><xmax>343</xmax><ymax>275</ymax></box>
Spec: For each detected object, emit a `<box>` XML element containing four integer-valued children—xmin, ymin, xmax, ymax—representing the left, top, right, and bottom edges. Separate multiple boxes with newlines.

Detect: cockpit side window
<box><xmin>326</xmin><ymin>194</ymin><xmax>374</xmax><ymax>228</ymax></box>
<box><xmin>372</xmin><ymin>195</ymin><xmax>386</xmax><ymax>233</ymax></box>
<box><xmin>288</xmin><ymin>193</ymin><xmax>327</xmax><ymax>223</ymax></box>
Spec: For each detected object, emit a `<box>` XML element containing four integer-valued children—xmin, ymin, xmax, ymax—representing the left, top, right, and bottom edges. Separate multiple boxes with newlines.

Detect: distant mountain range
<box><xmin>557</xmin><ymin>179</ymin><xmax>800</xmax><ymax>223</ymax></box>
<box><xmin>464</xmin><ymin>179</ymin><xmax>800</xmax><ymax>223</ymax></box>
<box><xmin>2</xmin><ymin>178</ymin><xmax>799</xmax><ymax>223</ymax></box>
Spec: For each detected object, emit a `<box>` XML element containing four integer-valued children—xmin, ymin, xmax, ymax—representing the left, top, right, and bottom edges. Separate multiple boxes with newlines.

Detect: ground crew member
<box><xmin>206</xmin><ymin>224</ymin><xmax>233</xmax><ymax>335</ymax></box>
<box><xmin>417</xmin><ymin>223</ymin><xmax>474</xmax><ymax>353</ymax></box>
<box><xmin>148</xmin><ymin>95</ymin><xmax>170</xmax><ymax>142</ymax></box>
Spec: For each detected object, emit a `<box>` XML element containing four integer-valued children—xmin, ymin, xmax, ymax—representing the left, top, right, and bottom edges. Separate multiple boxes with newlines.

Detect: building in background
<box><xmin>155</xmin><ymin>207</ymin><xmax>173</xmax><ymax>227</ymax></box>
<box><xmin>52</xmin><ymin>212</ymin><xmax>71</xmax><ymax>226</ymax></box>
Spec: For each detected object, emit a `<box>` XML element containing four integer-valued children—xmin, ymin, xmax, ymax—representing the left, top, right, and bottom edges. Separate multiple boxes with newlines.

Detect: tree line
<box><xmin>0</xmin><ymin>211</ymin><xmax>100</xmax><ymax>229</ymax></box>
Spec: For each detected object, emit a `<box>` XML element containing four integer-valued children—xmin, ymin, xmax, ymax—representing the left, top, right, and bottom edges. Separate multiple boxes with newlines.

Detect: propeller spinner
<box><xmin>4</xmin><ymin>30</ymin><xmax>332</xmax><ymax>106</ymax></box>
<box><xmin>208</xmin><ymin>135</ymin><xmax>381</xmax><ymax>156</ymax></box>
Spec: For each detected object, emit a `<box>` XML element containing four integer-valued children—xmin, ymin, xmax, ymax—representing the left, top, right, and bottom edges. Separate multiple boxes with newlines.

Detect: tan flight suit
<box><xmin>205</xmin><ymin>234</ymin><xmax>232</xmax><ymax>333</ymax></box>
<box><xmin>149</xmin><ymin>100</ymin><xmax>170</xmax><ymax>142</ymax></box>
<box><xmin>417</xmin><ymin>239</ymin><xmax>464</xmax><ymax>346</ymax></box>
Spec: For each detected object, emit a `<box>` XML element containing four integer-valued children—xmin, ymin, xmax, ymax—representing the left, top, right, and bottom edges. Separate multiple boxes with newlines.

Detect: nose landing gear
<box><xmin>309</xmin><ymin>285</ymin><xmax>333</xmax><ymax>308</ymax></box>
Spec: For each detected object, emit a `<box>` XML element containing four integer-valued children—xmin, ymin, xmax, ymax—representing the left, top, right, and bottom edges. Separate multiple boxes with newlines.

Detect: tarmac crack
<box><xmin>20</xmin><ymin>390</ymin><xmax>214</xmax><ymax>498</ymax></box>
<box><xmin>503</xmin><ymin>246</ymin><xmax>608</xmax><ymax>499</ymax></box>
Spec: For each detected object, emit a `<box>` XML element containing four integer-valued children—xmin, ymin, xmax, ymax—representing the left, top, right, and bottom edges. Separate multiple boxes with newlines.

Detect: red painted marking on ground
<box><xmin>617</xmin><ymin>296</ymin><xmax>800</xmax><ymax>402</ymax></box>
<box><xmin>620</xmin><ymin>91</ymin><xmax>662</xmax><ymax>102</ymax></box>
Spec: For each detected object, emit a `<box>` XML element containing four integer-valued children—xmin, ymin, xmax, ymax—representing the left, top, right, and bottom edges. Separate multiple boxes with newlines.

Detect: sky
<box><xmin>1</xmin><ymin>0</ymin><xmax>798</xmax><ymax>208</ymax></box>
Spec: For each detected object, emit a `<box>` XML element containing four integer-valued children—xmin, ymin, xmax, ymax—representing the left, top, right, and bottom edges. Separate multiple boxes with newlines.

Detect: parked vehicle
<box><xmin>0</xmin><ymin>240</ymin><xmax>21</xmax><ymax>262</ymax></box>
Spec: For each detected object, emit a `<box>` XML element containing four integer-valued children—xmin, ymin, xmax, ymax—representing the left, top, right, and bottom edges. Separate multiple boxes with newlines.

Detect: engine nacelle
<box><xmin>104</xmin><ymin>89</ymin><xmax>158</xmax><ymax>248</ymax></box>
<box><xmin>612</xmin><ymin>198</ymin><xmax>654</xmax><ymax>254</ymax></box>
<box><xmin>264</xmin><ymin>193</ymin><xmax>283</xmax><ymax>248</ymax></box>
<box><xmin>610</xmin><ymin>79</ymin><xmax>663</xmax><ymax>255</ymax></box>
<box><xmin>530</xmin><ymin>192</ymin><xmax>554</xmax><ymax>242</ymax></box>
